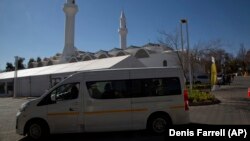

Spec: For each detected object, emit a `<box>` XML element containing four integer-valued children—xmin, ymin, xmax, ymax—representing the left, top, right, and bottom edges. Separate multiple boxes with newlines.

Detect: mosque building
<box><xmin>0</xmin><ymin>0</ymin><xmax>182</xmax><ymax>97</ymax></box>
<box><xmin>29</xmin><ymin>0</ymin><xmax>180</xmax><ymax>68</ymax></box>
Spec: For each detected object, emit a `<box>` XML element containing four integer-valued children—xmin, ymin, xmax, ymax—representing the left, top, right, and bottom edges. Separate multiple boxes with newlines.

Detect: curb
<box><xmin>189</xmin><ymin>99</ymin><xmax>221</xmax><ymax>106</ymax></box>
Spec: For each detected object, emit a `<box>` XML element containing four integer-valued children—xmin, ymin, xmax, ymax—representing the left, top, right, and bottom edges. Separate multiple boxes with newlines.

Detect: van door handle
<box><xmin>69</xmin><ymin>108</ymin><xmax>75</xmax><ymax>111</ymax></box>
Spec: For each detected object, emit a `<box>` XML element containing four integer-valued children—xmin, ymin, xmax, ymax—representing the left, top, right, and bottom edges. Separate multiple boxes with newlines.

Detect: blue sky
<box><xmin>0</xmin><ymin>0</ymin><xmax>250</xmax><ymax>70</ymax></box>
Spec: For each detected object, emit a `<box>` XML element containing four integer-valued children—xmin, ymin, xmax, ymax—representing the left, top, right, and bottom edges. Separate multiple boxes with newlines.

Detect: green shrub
<box><xmin>188</xmin><ymin>89</ymin><xmax>216</xmax><ymax>103</ymax></box>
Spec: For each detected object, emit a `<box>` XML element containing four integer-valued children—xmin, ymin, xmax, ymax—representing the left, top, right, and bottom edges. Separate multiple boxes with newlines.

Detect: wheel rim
<box><xmin>29</xmin><ymin>123</ymin><xmax>42</xmax><ymax>139</ymax></box>
<box><xmin>152</xmin><ymin>118</ymin><xmax>167</xmax><ymax>133</ymax></box>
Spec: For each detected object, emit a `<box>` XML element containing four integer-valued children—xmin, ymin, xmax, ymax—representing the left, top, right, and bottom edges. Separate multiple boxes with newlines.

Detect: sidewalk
<box><xmin>189</xmin><ymin>76</ymin><xmax>250</xmax><ymax>125</ymax></box>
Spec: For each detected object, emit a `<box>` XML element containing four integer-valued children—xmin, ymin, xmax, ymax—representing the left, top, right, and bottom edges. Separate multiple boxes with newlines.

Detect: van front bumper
<box><xmin>16</xmin><ymin>111</ymin><xmax>26</xmax><ymax>135</ymax></box>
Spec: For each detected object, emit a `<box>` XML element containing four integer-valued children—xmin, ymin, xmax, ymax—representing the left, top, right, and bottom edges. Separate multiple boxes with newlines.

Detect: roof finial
<box><xmin>121</xmin><ymin>10</ymin><xmax>126</xmax><ymax>19</ymax></box>
<box><xmin>67</xmin><ymin>0</ymin><xmax>75</xmax><ymax>4</ymax></box>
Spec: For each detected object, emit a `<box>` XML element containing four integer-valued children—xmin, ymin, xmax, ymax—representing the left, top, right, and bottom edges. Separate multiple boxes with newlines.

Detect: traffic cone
<box><xmin>248</xmin><ymin>88</ymin><xmax>250</xmax><ymax>97</ymax></box>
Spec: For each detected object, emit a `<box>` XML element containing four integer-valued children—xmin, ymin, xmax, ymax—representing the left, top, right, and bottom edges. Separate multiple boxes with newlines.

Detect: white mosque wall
<box><xmin>139</xmin><ymin>52</ymin><xmax>181</xmax><ymax>67</ymax></box>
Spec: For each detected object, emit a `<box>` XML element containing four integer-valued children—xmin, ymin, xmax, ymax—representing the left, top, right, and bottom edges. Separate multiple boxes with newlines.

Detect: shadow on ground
<box><xmin>17</xmin><ymin>124</ymin><xmax>211</xmax><ymax>141</ymax></box>
<box><xmin>18</xmin><ymin>130</ymin><xmax>164</xmax><ymax>141</ymax></box>
<box><xmin>18</xmin><ymin>123</ymin><xmax>250</xmax><ymax>141</ymax></box>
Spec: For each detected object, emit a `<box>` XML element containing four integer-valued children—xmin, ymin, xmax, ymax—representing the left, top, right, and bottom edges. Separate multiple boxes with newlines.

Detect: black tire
<box><xmin>147</xmin><ymin>114</ymin><xmax>172</xmax><ymax>135</ymax></box>
<box><xmin>27</xmin><ymin>120</ymin><xmax>49</xmax><ymax>140</ymax></box>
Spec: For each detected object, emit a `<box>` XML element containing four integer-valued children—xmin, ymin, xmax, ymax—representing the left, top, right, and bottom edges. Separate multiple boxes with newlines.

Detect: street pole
<box><xmin>14</xmin><ymin>56</ymin><xmax>18</xmax><ymax>98</ymax></box>
<box><xmin>181</xmin><ymin>19</ymin><xmax>192</xmax><ymax>90</ymax></box>
<box><xmin>185</xmin><ymin>20</ymin><xmax>192</xmax><ymax>90</ymax></box>
<box><xmin>180</xmin><ymin>21</ymin><xmax>184</xmax><ymax>70</ymax></box>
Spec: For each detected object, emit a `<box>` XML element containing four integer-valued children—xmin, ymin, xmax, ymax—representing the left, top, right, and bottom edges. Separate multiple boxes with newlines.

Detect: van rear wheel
<box><xmin>147</xmin><ymin>114</ymin><xmax>172</xmax><ymax>134</ymax></box>
<box><xmin>27</xmin><ymin>120</ymin><xmax>48</xmax><ymax>140</ymax></box>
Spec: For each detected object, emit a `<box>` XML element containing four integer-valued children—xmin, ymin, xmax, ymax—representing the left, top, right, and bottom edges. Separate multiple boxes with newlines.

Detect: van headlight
<box><xmin>19</xmin><ymin>102</ymin><xmax>29</xmax><ymax>112</ymax></box>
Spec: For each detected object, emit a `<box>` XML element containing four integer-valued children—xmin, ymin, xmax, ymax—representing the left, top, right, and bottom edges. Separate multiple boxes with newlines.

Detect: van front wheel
<box><xmin>27</xmin><ymin>120</ymin><xmax>48</xmax><ymax>140</ymax></box>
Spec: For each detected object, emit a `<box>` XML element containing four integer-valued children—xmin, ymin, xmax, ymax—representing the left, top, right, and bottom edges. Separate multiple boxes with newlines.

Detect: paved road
<box><xmin>0</xmin><ymin>98</ymin><xmax>27</xmax><ymax>141</ymax></box>
<box><xmin>0</xmin><ymin>76</ymin><xmax>249</xmax><ymax>141</ymax></box>
<box><xmin>190</xmin><ymin>76</ymin><xmax>250</xmax><ymax>125</ymax></box>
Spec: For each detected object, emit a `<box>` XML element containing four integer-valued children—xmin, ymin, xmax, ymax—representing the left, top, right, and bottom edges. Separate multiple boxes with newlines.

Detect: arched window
<box><xmin>116</xmin><ymin>52</ymin><xmax>126</xmax><ymax>56</ymax></box>
<box><xmin>69</xmin><ymin>57</ymin><xmax>77</xmax><ymax>63</ymax></box>
<box><xmin>98</xmin><ymin>54</ymin><xmax>108</xmax><ymax>59</ymax></box>
<box><xmin>163</xmin><ymin>60</ymin><xmax>167</xmax><ymax>67</ymax></box>
<box><xmin>134</xmin><ymin>49</ymin><xmax>150</xmax><ymax>58</ymax></box>
<box><xmin>82</xmin><ymin>56</ymin><xmax>92</xmax><ymax>61</ymax></box>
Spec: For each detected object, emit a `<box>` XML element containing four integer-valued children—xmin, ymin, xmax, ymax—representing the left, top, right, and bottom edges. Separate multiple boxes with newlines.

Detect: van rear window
<box><xmin>86</xmin><ymin>77</ymin><xmax>181</xmax><ymax>99</ymax></box>
<box><xmin>131</xmin><ymin>77</ymin><xmax>181</xmax><ymax>97</ymax></box>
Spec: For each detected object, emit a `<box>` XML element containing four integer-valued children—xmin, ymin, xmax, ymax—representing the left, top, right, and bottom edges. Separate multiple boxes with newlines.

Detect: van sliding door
<box><xmin>84</xmin><ymin>71</ymin><xmax>131</xmax><ymax>132</ymax></box>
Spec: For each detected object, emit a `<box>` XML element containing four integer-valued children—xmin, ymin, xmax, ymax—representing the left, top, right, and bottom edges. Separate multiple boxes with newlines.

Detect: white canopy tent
<box><xmin>0</xmin><ymin>55</ymin><xmax>145</xmax><ymax>97</ymax></box>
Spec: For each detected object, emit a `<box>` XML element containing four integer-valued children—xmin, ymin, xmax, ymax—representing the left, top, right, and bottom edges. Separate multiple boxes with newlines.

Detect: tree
<box><xmin>223</xmin><ymin>53</ymin><xmax>235</xmax><ymax>74</ymax></box>
<box><xmin>5</xmin><ymin>62</ymin><xmax>15</xmax><ymax>72</ymax></box>
<box><xmin>158</xmin><ymin>30</ymin><xmax>188</xmax><ymax>77</ymax></box>
<box><xmin>192</xmin><ymin>39</ymin><xmax>226</xmax><ymax>73</ymax></box>
<box><xmin>226</xmin><ymin>58</ymin><xmax>238</xmax><ymax>74</ymax></box>
<box><xmin>37</xmin><ymin>57</ymin><xmax>42</xmax><ymax>62</ymax></box>
<box><xmin>17</xmin><ymin>57</ymin><xmax>25</xmax><ymax>70</ymax></box>
<box><xmin>28</xmin><ymin>58</ymin><xmax>35</xmax><ymax>68</ymax></box>
<box><xmin>37</xmin><ymin>57</ymin><xmax>43</xmax><ymax>67</ymax></box>
<box><xmin>246</xmin><ymin>50</ymin><xmax>250</xmax><ymax>74</ymax></box>
<box><xmin>158</xmin><ymin>30</ymin><xmax>181</xmax><ymax>50</ymax></box>
<box><xmin>237</xmin><ymin>43</ymin><xmax>247</xmax><ymax>73</ymax></box>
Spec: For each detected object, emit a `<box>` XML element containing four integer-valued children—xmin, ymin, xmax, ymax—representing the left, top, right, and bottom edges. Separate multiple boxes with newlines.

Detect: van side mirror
<box><xmin>51</xmin><ymin>94</ymin><xmax>56</xmax><ymax>102</ymax></box>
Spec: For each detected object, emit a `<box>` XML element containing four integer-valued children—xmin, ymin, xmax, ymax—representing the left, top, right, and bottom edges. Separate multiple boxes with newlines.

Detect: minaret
<box><xmin>60</xmin><ymin>0</ymin><xmax>78</xmax><ymax>63</ymax></box>
<box><xmin>118</xmin><ymin>11</ymin><xmax>128</xmax><ymax>50</ymax></box>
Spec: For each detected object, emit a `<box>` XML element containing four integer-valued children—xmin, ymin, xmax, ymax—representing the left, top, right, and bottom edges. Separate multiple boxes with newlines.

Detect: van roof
<box><xmin>72</xmin><ymin>66</ymin><xmax>182</xmax><ymax>75</ymax></box>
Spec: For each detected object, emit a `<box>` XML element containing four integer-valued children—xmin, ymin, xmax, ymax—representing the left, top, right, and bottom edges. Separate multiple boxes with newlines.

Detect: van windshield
<box><xmin>40</xmin><ymin>74</ymin><xmax>75</xmax><ymax>98</ymax></box>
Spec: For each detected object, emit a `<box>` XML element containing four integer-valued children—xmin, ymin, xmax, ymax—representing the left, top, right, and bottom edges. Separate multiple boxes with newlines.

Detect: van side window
<box><xmin>86</xmin><ymin>77</ymin><xmax>181</xmax><ymax>99</ymax></box>
<box><xmin>132</xmin><ymin>77</ymin><xmax>181</xmax><ymax>97</ymax></box>
<box><xmin>51</xmin><ymin>83</ymin><xmax>79</xmax><ymax>101</ymax></box>
<box><xmin>86</xmin><ymin>80</ymin><xmax>130</xmax><ymax>99</ymax></box>
<box><xmin>164</xmin><ymin>77</ymin><xmax>181</xmax><ymax>95</ymax></box>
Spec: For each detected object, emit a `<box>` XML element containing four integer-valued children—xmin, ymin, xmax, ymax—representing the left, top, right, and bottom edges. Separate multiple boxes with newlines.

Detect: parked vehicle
<box><xmin>194</xmin><ymin>74</ymin><xmax>224</xmax><ymax>85</ymax></box>
<box><xmin>16</xmin><ymin>67</ymin><xmax>189</xmax><ymax>140</ymax></box>
<box><xmin>194</xmin><ymin>74</ymin><xmax>210</xmax><ymax>84</ymax></box>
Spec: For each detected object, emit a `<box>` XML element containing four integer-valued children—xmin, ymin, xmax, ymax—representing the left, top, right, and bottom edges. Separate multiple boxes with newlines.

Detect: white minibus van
<box><xmin>16</xmin><ymin>67</ymin><xmax>189</xmax><ymax>139</ymax></box>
